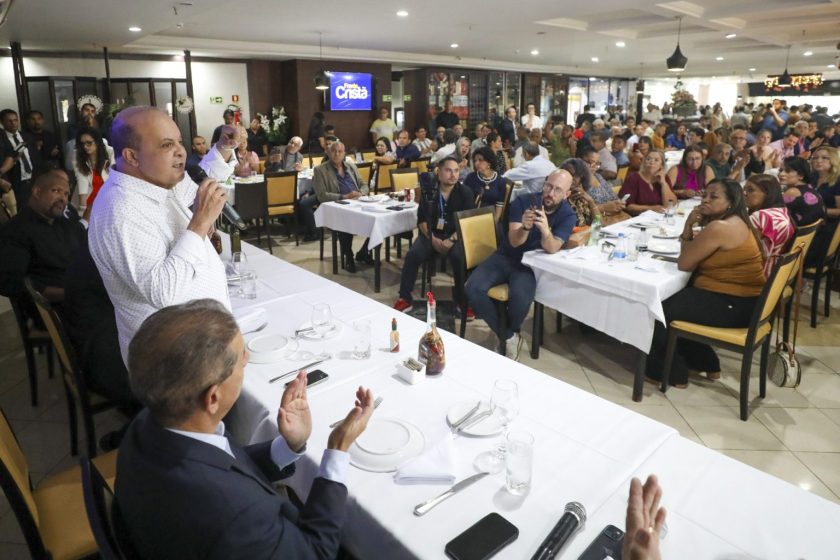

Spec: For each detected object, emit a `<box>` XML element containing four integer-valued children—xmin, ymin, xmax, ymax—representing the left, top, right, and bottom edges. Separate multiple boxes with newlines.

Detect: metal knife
<box><xmin>413</xmin><ymin>472</ymin><xmax>490</xmax><ymax>516</ymax></box>
<box><xmin>455</xmin><ymin>409</ymin><xmax>491</xmax><ymax>434</ymax></box>
<box><xmin>268</xmin><ymin>358</ymin><xmax>328</xmax><ymax>384</ymax></box>
<box><xmin>450</xmin><ymin>401</ymin><xmax>481</xmax><ymax>430</ymax></box>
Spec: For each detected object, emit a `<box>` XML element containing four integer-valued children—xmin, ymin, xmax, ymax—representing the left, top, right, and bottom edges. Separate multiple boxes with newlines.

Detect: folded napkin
<box><xmin>394</xmin><ymin>433</ymin><xmax>457</xmax><ymax>485</ymax></box>
<box><xmin>634</xmin><ymin>256</ymin><xmax>664</xmax><ymax>273</ymax></box>
<box><xmin>560</xmin><ymin>246</ymin><xmax>602</xmax><ymax>262</ymax></box>
<box><xmin>234</xmin><ymin>307</ymin><xmax>266</xmax><ymax>332</ymax></box>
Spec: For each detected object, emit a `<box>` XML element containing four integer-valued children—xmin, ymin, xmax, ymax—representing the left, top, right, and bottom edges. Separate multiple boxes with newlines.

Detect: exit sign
<box><xmin>210</xmin><ymin>96</ymin><xmax>223</xmax><ymax>104</ymax></box>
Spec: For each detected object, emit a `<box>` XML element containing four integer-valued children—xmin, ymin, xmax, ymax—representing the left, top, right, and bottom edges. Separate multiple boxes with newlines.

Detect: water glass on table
<box><xmin>664</xmin><ymin>201</ymin><xmax>676</xmax><ymax>225</ymax></box>
<box><xmin>311</xmin><ymin>303</ymin><xmax>333</xmax><ymax>360</ymax></box>
<box><xmin>352</xmin><ymin>319</ymin><xmax>371</xmax><ymax>359</ymax></box>
<box><xmin>241</xmin><ymin>272</ymin><xmax>257</xmax><ymax>299</ymax></box>
<box><xmin>231</xmin><ymin>251</ymin><xmax>248</xmax><ymax>296</ymax></box>
<box><xmin>475</xmin><ymin>379</ymin><xmax>520</xmax><ymax>474</ymax></box>
<box><xmin>505</xmin><ymin>430</ymin><xmax>534</xmax><ymax>495</ymax></box>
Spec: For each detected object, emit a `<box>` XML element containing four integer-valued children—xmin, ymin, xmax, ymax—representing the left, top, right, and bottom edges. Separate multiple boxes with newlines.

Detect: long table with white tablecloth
<box><xmin>222</xmin><ymin>236</ymin><xmax>840</xmax><ymax>559</ymax></box>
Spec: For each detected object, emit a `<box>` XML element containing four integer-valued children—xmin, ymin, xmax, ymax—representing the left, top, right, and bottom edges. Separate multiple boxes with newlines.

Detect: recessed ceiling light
<box><xmin>749</xmin><ymin>67</ymin><xmax>756</xmax><ymax>71</ymax></box>
<box><xmin>715</xmin><ymin>56</ymin><xmax>724</xmax><ymax>61</ymax></box>
<box><xmin>589</xmin><ymin>77</ymin><xmax>596</xmax><ymax>81</ymax></box>
<box><xmin>128</xmin><ymin>26</ymin><xmax>142</xmax><ymax>32</ymax></box>
<box><xmin>450</xmin><ymin>43</ymin><xmax>459</xmax><ymax>49</ymax></box>
<box><xmin>615</xmin><ymin>41</ymin><xmax>626</xmax><ymax>48</ymax></box>
<box><xmin>829</xmin><ymin>64</ymin><xmax>835</xmax><ymax>68</ymax></box>
<box><xmin>725</xmin><ymin>33</ymin><xmax>737</xmax><ymax>39</ymax></box>
<box><xmin>530</xmin><ymin>49</ymin><xmax>540</xmax><ymax>56</ymax></box>
<box><xmin>396</xmin><ymin>10</ymin><xmax>408</xmax><ymax>17</ymax></box>
<box><xmin>591</xmin><ymin>57</ymin><xmax>599</xmax><ymax>62</ymax></box>
<box><xmin>803</xmin><ymin>51</ymin><xmax>813</xmax><ymax>56</ymax></box>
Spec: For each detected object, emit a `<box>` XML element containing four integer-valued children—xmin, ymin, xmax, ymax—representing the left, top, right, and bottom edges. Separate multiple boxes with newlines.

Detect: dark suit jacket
<box><xmin>116</xmin><ymin>410</ymin><xmax>348</xmax><ymax>560</ymax></box>
<box><xmin>1</xmin><ymin>130</ymin><xmax>40</xmax><ymax>206</ymax></box>
<box><xmin>313</xmin><ymin>160</ymin><xmax>367</xmax><ymax>203</ymax></box>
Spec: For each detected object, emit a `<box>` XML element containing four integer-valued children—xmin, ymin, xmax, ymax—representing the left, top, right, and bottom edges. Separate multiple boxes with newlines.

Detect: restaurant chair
<box><xmin>374</xmin><ymin>162</ymin><xmax>398</xmax><ymax>194</ymax></box>
<box><xmin>455</xmin><ymin>206</ymin><xmax>510</xmax><ymax>355</ymax></box>
<box><xmin>0</xmin><ymin>406</ymin><xmax>118</xmax><ymax>560</ymax></box>
<box><xmin>25</xmin><ymin>278</ymin><xmax>120</xmax><ymax>457</ymax></box>
<box><xmin>411</xmin><ymin>157</ymin><xmax>431</xmax><ymax>174</ymax></box>
<box><xmin>803</xmin><ymin>221</ymin><xmax>840</xmax><ymax>328</ymax></box>
<box><xmin>258</xmin><ymin>159</ymin><xmax>266</xmax><ymax>174</ymax></box>
<box><xmin>390</xmin><ymin>167</ymin><xmax>420</xmax><ymax>191</ymax></box>
<box><xmin>233</xmin><ymin>180</ymin><xmax>270</xmax><ymax>250</ymax></box>
<box><xmin>266</xmin><ymin>171</ymin><xmax>299</xmax><ymax>249</ymax></box>
<box><xmin>356</xmin><ymin>161</ymin><xmax>373</xmax><ymax>186</ymax></box>
<box><xmin>299</xmin><ymin>155</ymin><xmax>312</xmax><ymax>170</ymax></box>
<box><xmin>309</xmin><ymin>155</ymin><xmax>324</xmax><ymax>168</ymax></box>
<box><xmin>781</xmin><ymin>220</ymin><xmax>820</xmax><ymax>340</ymax></box>
<box><xmin>661</xmin><ymin>247</ymin><xmax>803</xmax><ymax>421</ymax></box>
<box><xmin>81</xmin><ymin>456</ymin><xmax>135</xmax><ymax>560</ymax></box>
<box><xmin>616</xmin><ymin>164</ymin><xmax>629</xmax><ymax>184</ymax></box>
<box><xmin>9</xmin><ymin>296</ymin><xmax>54</xmax><ymax>407</ymax></box>
<box><xmin>361</xmin><ymin>150</ymin><xmax>376</xmax><ymax>163</ymax></box>
<box><xmin>611</xmin><ymin>185</ymin><xmax>622</xmax><ymax>195</ymax></box>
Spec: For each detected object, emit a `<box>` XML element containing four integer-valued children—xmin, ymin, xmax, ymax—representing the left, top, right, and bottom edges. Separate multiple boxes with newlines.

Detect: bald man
<box><xmin>88</xmin><ymin>105</ymin><xmax>230</xmax><ymax>362</ymax></box>
<box><xmin>465</xmin><ymin>169</ymin><xmax>576</xmax><ymax>360</ymax></box>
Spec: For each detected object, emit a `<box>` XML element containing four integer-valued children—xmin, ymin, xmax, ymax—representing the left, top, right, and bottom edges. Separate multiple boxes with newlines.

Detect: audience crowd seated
<box><xmin>619</xmin><ymin>150</ymin><xmax>677</xmax><ymax>215</ymax></box>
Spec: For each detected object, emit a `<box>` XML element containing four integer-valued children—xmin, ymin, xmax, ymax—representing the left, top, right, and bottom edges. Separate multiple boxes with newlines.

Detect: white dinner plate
<box><xmin>651</xmin><ymin>230</ymin><xmax>680</xmax><ymax>239</ymax></box>
<box><xmin>349</xmin><ymin>418</ymin><xmax>425</xmax><ymax>472</ymax></box>
<box><xmin>296</xmin><ymin>322</ymin><xmax>342</xmax><ymax>340</ymax></box>
<box><xmin>647</xmin><ymin>241</ymin><xmax>681</xmax><ymax>255</ymax></box>
<box><xmin>358</xmin><ymin>195</ymin><xmax>387</xmax><ymax>203</ymax></box>
<box><xmin>247</xmin><ymin>334</ymin><xmax>300</xmax><ymax>364</ymax></box>
<box><xmin>446</xmin><ymin>400</ymin><xmax>503</xmax><ymax>437</ymax></box>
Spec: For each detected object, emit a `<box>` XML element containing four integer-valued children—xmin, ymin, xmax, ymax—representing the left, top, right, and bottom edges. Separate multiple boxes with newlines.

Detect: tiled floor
<box><xmin>2</xmin><ymin>232</ymin><xmax>839</xmax><ymax>556</ymax></box>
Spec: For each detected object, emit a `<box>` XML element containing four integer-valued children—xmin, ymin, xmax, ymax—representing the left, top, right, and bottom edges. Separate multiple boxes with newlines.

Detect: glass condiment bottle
<box><xmin>418</xmin><ymin>291</ymin><xmax>445</xmax><ymax>375</ymax></box>
<box><xmin>389</xmin><ymin>318</ymin><xmax>400</xmax><ymax>353</ymax></box>
<box><xmin>588</xmin><ymin>214</ymin><xmax>602</xmax><ymax>246</ymax></box>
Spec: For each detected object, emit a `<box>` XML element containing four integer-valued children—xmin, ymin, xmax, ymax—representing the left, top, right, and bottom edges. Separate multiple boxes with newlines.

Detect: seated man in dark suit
<box><xmin>0</xmin><ymin>165</ymin><xmax>84</xmax><ymax>318</ymax></box>
<box><xmin>116</xmin><ymin>299</ymin><xmax>375</xmax><ymax>559</ymax></box>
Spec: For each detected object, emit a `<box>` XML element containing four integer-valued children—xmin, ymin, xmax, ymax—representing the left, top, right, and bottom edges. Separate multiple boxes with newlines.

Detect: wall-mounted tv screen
<box><xmin>329</xmin><ymin>72</ymin><xmax>374</xmax><ymax>111</ymax></box>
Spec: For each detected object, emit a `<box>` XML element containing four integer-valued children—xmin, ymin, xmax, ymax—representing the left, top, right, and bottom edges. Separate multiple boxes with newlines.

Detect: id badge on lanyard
<box><xmin>436</xmin><ymin>192</ymin><xmax>446</xmax><ymax>231</ymax></box>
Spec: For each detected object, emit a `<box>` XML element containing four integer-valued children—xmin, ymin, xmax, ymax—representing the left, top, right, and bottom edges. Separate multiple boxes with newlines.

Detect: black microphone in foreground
<box><xmin>530</xmin><ymin>501</ymin><xmax>586</xmax><ymax>560</ymax></box>
<box><xmin>186</xmin><ymin>164</ymin><xmax>247</xmax><ymax>231</ymax></box>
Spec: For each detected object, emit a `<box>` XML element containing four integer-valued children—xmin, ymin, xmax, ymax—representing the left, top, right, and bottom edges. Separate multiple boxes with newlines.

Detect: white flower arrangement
<box><xmin>176</xmin><ymin>95</ymin><xmax>194</xmax><ymax>114</ymax></box>
<box><xmin>259</xmin><ymin>105</ymin><xmax>290</xmax><ymax>143</ymax></box>
<box><xmin>77</xmin><ymin>94</ymin><xmax>103</xmax><ymax>115</ymax></box>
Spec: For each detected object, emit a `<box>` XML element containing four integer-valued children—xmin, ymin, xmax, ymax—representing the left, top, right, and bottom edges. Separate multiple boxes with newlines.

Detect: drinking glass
<box><xmin>241</xmin><ymin>272</ymin><xmax>257</xmax><ymax>299</ymax></box>
<box><xmin>475</xmin><ymin>380</ymin><xmax>520</xmax><ymax>473</ymax></box>
<box><xmin>231</xmin><ymin>252</ymin><xmax>248</xmax><ymax>296</ymax></box>
<box><xmin>664</xmin><ymin>201</ymin><xmax>676</xmax><ymax>225</ymax></box>
<box><xmin>311</xmin><ymin>303</ymin><xmax>333</xmax><ymax>360</ymax></box>
<box><xmin>352</xmin><ymin>319</ymin><xmax>371</xmax><ymax>359</ymax></box>
<box><xmin>505</xmin><ymin>430</ymin><xmax>534</xmax><ymax>495</ymax></box>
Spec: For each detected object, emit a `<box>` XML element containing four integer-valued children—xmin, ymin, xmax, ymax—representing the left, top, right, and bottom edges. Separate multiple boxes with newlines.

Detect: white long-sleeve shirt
<box><xmin>199</xmin><ymin>145</ymin><xmax>237</xmax><ymax>182</ymax></box>
<box><xmin>503</xmin><ymin>155</ymin><xmax>557</xmax><ymax>194</ymax></box>
<box><xmin>89</xmin><ymin>170</ymin><xmax>231</xmax><ymax>362</ymax></box>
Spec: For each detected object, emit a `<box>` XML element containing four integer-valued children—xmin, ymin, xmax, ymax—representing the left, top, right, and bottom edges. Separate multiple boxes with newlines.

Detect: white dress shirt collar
<box><xmin>167</xmin><ymin>421</ymin><xmax>234</xmax><ymax>457</ymax></box>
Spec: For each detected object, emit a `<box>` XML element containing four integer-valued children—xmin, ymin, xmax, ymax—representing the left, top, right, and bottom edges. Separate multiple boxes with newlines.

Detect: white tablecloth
<box><xmin>223</xmin><ymin>237</ymin><xmax>840</xmax><ymax>559</ymax></box>
<box><xmin>521</xmin><ymin>205</ymin><xmax>698</xmax><ymax>353</ymax></box>
<box><xmin>314</xmin><ymin>199</ymin><xmax>418</xmax><ymax>249</ymax></box>
<box><xmin>224</xmin><ymin>173</ymin><xmax>315</xmax><ymax>204</ymax></box>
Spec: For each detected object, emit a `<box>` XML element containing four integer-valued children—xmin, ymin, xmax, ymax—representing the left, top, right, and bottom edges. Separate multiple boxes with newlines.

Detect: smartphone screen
<box><xmin>445</xmin><ymin>512</ymin><xmax>518</xmax><ymax>560</ymax></box>
<box><xmin>286</xmin><ymin>369</ymin><xmax>329</xmax><ymax>388</ymax></box>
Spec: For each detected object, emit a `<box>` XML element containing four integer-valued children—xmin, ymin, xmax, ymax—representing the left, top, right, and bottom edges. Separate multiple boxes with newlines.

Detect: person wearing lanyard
<box><xmin>1</xmin><ymin>108</ymin><xmax>38</xmax><ymax>208</ymax></box>
<box><xmin>393</xmin><ymin>156</ymin><xmax>475</xmax><ymax>313</ymax></box>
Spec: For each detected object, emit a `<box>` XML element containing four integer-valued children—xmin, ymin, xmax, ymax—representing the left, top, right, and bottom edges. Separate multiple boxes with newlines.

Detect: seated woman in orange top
<box><xmin>618</xmin><ymin>149</ymin><xmax>677</xmax><ymax>215</ymax></box>
<box><xmin>645</xmin><ymin>179</ymin><xmax>766</xmax><ymax>387</ymax></box>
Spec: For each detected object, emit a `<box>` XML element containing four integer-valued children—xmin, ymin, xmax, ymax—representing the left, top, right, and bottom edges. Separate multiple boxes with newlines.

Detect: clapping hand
<box><xmin>277</xmin><ymin>371</ymin><xmax>312</xmax><ymax>452</ymax></box>
<box><xmin>328</xmin><ymin>386</ymin><xmax>376</xmax><ymax>452</ymax></box>
<box><xmin>623</xmin><ymin>475</ymin><xmax>666</xmax><ymax>560</ymax></box>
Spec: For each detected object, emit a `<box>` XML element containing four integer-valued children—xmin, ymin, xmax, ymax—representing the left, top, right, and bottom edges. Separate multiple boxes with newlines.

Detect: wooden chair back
<box><xmin>356</xmin><ymin>162</ymin><xmax>373</xmax><ymax>185</ymax></box>
<box><xmin>375</xmin><ymin>162</ymin><xmax>398</xmax><ymax>193</ymax></box>
<box><xmin>390</xmin><ymin>168</ymin><xmax>420</xmax><ymax>191</ymax></box>
<box><xmin>455</xmin><ymin>207</ymin><xmax>498</xmax><ymax>271</ymax></box>
<box><xmin>266</xmin><ymin>171</ymin><xmax>297</xmax><ymax>207</ymax></box>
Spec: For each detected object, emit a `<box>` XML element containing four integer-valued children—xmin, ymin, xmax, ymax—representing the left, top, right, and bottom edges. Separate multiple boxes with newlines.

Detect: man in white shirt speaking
<box><xmin>89</xmin><ymin>106</ymin><xmax>231</xmax><ymax>362</ymax></box>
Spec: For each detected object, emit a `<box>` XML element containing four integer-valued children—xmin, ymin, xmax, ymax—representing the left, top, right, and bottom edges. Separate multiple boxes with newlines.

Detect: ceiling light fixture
<box><xmin>530</xmin><ymin>49</ymin><xmax>539</xmax><ymax>56</ymax></box>
<box><xmin>314</xmin><ymin>32</ymin><xmax>330</xmax><ymax>91</ymax></box>
<box><xmin>725</xmin><ymin>33</ymin><xmax>737</xmax><ymax>39</ymax></box>
<box><xmin>716</xmin><ymin>56</ymin><xmax>724</xmax><ymax>61</ymax></box>
<box><xmin>776</xmin><ymin>45</ymin><xmax>792</xmax><ymax>88</ymax></box>
<box><xmin>615</xmin><ymin>41</ymin><xmax>626</xmax><ymax>47</ymax></box>
<box><xmin>588</xmin><ymin>77</ymin><xmax>596</xmax><ymax>81</ymax></box>
<box><xmin>396</xmin><ymin>10</ymin><xmax>408</xmax><ymax>17</ymax></box>
<box><xmin>803</xmin><ymin>51</ymin><xmax>813</xmax><ymax>57</ymax></box>
<box><xmin>450</xmin><ymin>43</ymin><xmax>459</xmax><ymax>49</ymax></box>
<box><xmin>591</xmin><ymin>57</ymin><xmax>599</xmax><ymax>62</ymax></box>
<box><xmin>128</xmin><ymin>26</ymin><xmax>142</xmax><ymax>32</ymax></box>
<box><xmin>666</xmin><ymin>16</ymin><xmax>687</xmax><ymax>72</ymax></box>
<box><xmin>749</xmin><ymin>67</ymin><xmax>756</xmax><ymax>72</ymax></box>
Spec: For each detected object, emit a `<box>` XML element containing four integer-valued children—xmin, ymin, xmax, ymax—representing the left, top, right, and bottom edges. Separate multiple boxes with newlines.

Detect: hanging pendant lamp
<box><xmin>777</xmin><ymin>46</ymin><xmax>792</xmax><ymax>88</ymax></box>
<box><xmin>666</xmin><ymin>17</ymin><xmax>688</xmax><ymax>72</ymax></box>
<box><xmin>314</xmin><ymin>33</ymin><xmax>330</xmax><ymax>90</ymax></box>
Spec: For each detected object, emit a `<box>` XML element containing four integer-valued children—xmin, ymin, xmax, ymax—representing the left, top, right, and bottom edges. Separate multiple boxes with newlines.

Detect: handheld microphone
<box><xmin>186</xmin><ymin>164</ymin><xmax>247</xmax><ymax>231</ymax></box>
<box><xmin>530</xmin><ymin>501</ymin><xmax>586</xmax><ymax>560</ymax></box>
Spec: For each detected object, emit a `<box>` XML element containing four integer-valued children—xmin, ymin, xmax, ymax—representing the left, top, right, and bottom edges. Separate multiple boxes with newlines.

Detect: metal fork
<box><xmin>329</xmin><ymin>396</ymin><xmax>383</xmax><ymax>428</ymax></box>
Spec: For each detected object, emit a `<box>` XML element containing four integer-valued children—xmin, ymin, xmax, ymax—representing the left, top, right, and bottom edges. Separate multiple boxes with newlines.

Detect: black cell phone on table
<box><xmin>335</xmin><ymin>200</ymin><xmax>350</xmax><ymax>205</ymax></box>
<box><xmin>444</xmin><ymin>512</ymin><xmax>518</xmax><ymax>560</ymax></box>
<box><xmin>286</xmin><ymin>369</ymin><xmax>329</xmax><ymax>388</ymax></box>
<box><xmin>577</xmin><ymin>524</ymin><xmax>625</xmax><ymax>560</ymax></box>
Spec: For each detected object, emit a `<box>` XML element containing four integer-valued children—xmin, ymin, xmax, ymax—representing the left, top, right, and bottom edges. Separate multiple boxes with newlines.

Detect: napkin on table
<box><xmin>234</xmin><ymin>307</ymin><xmax>267</xmax><ymax>333</ymax></box>
<box><xmin>394</xmin><ymin>433</ymin><xmax>457</xmax><ymax>485</ymax></box>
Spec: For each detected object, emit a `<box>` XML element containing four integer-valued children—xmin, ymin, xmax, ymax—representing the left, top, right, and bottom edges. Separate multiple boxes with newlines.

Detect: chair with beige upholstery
<box><xmin>374</xmin><ymin>162</ymin><xmax>398</xmax><ymax>194</ymax></box>
<box><xmin>266</xmin><ymin>170</ymin><xmax>298</xmax><ymax>249</ymax></box>
<box><xmin>390</xmin><ymin>168</ymin><xmax>420</xmax><ymax>191</ymax></box>
<box><xmin>661</xmin><ymin>247</ymin><xmax>803</xmax><ymax>421</ymax></box>
<box><xmin>356</xmin><ymin>161</ymin><xmax>373</xmax><ymax>186</ymax></box>
<box><xmin>616</xmin><ymin>164</ymin><xmax>629</xmax><ymax>184</ymax></box>
<box><xmin>299</xmin><ymin>155</ymin><xmax>312</xmax><ymax>170</ymax></box>
<box><xmin>25</xmin><ymin>278</ymin><xmax>119</xmax><ymax>458</ymax></box>
<box><xmin>781</xmin><ymin>220</ymin><xmax>820</xmax><ymax>341</ymax></box>
<box><xmin>411</xmin><ymin>157</ymin><xmax>431</xmax><ymax>174</ymax></box>
<box><xmin>81</xmin><ymin>456</ymin><xmax>135</xmax><ymax>559</ymax></box>
<box><xmin>455</xmin><ymin>206</ymin><xmax>510</xmax><ymax>355</ymax></box>
<box><xmin>0</xmin><ymin>407</ymin><xmax>118</xmax><ymax>560</ymax></box>
<box><xmin>309</xmin><ymin>155</ymin><xmax>324</xmax><ymax>168</ymax></box>
<box><xmin>9</xmin><ymin>296</ymin><xmax>54</xmax><ymax>407</ymax></box>
<box><xmin>361</xmin><ymin>150</ymin><xmax>376</xmax><ymax>163</ymax></box>
<box><xmin>803</xmin><ymin>221</ymin><xmax>840</xmax><ymax>327</ymax></box>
